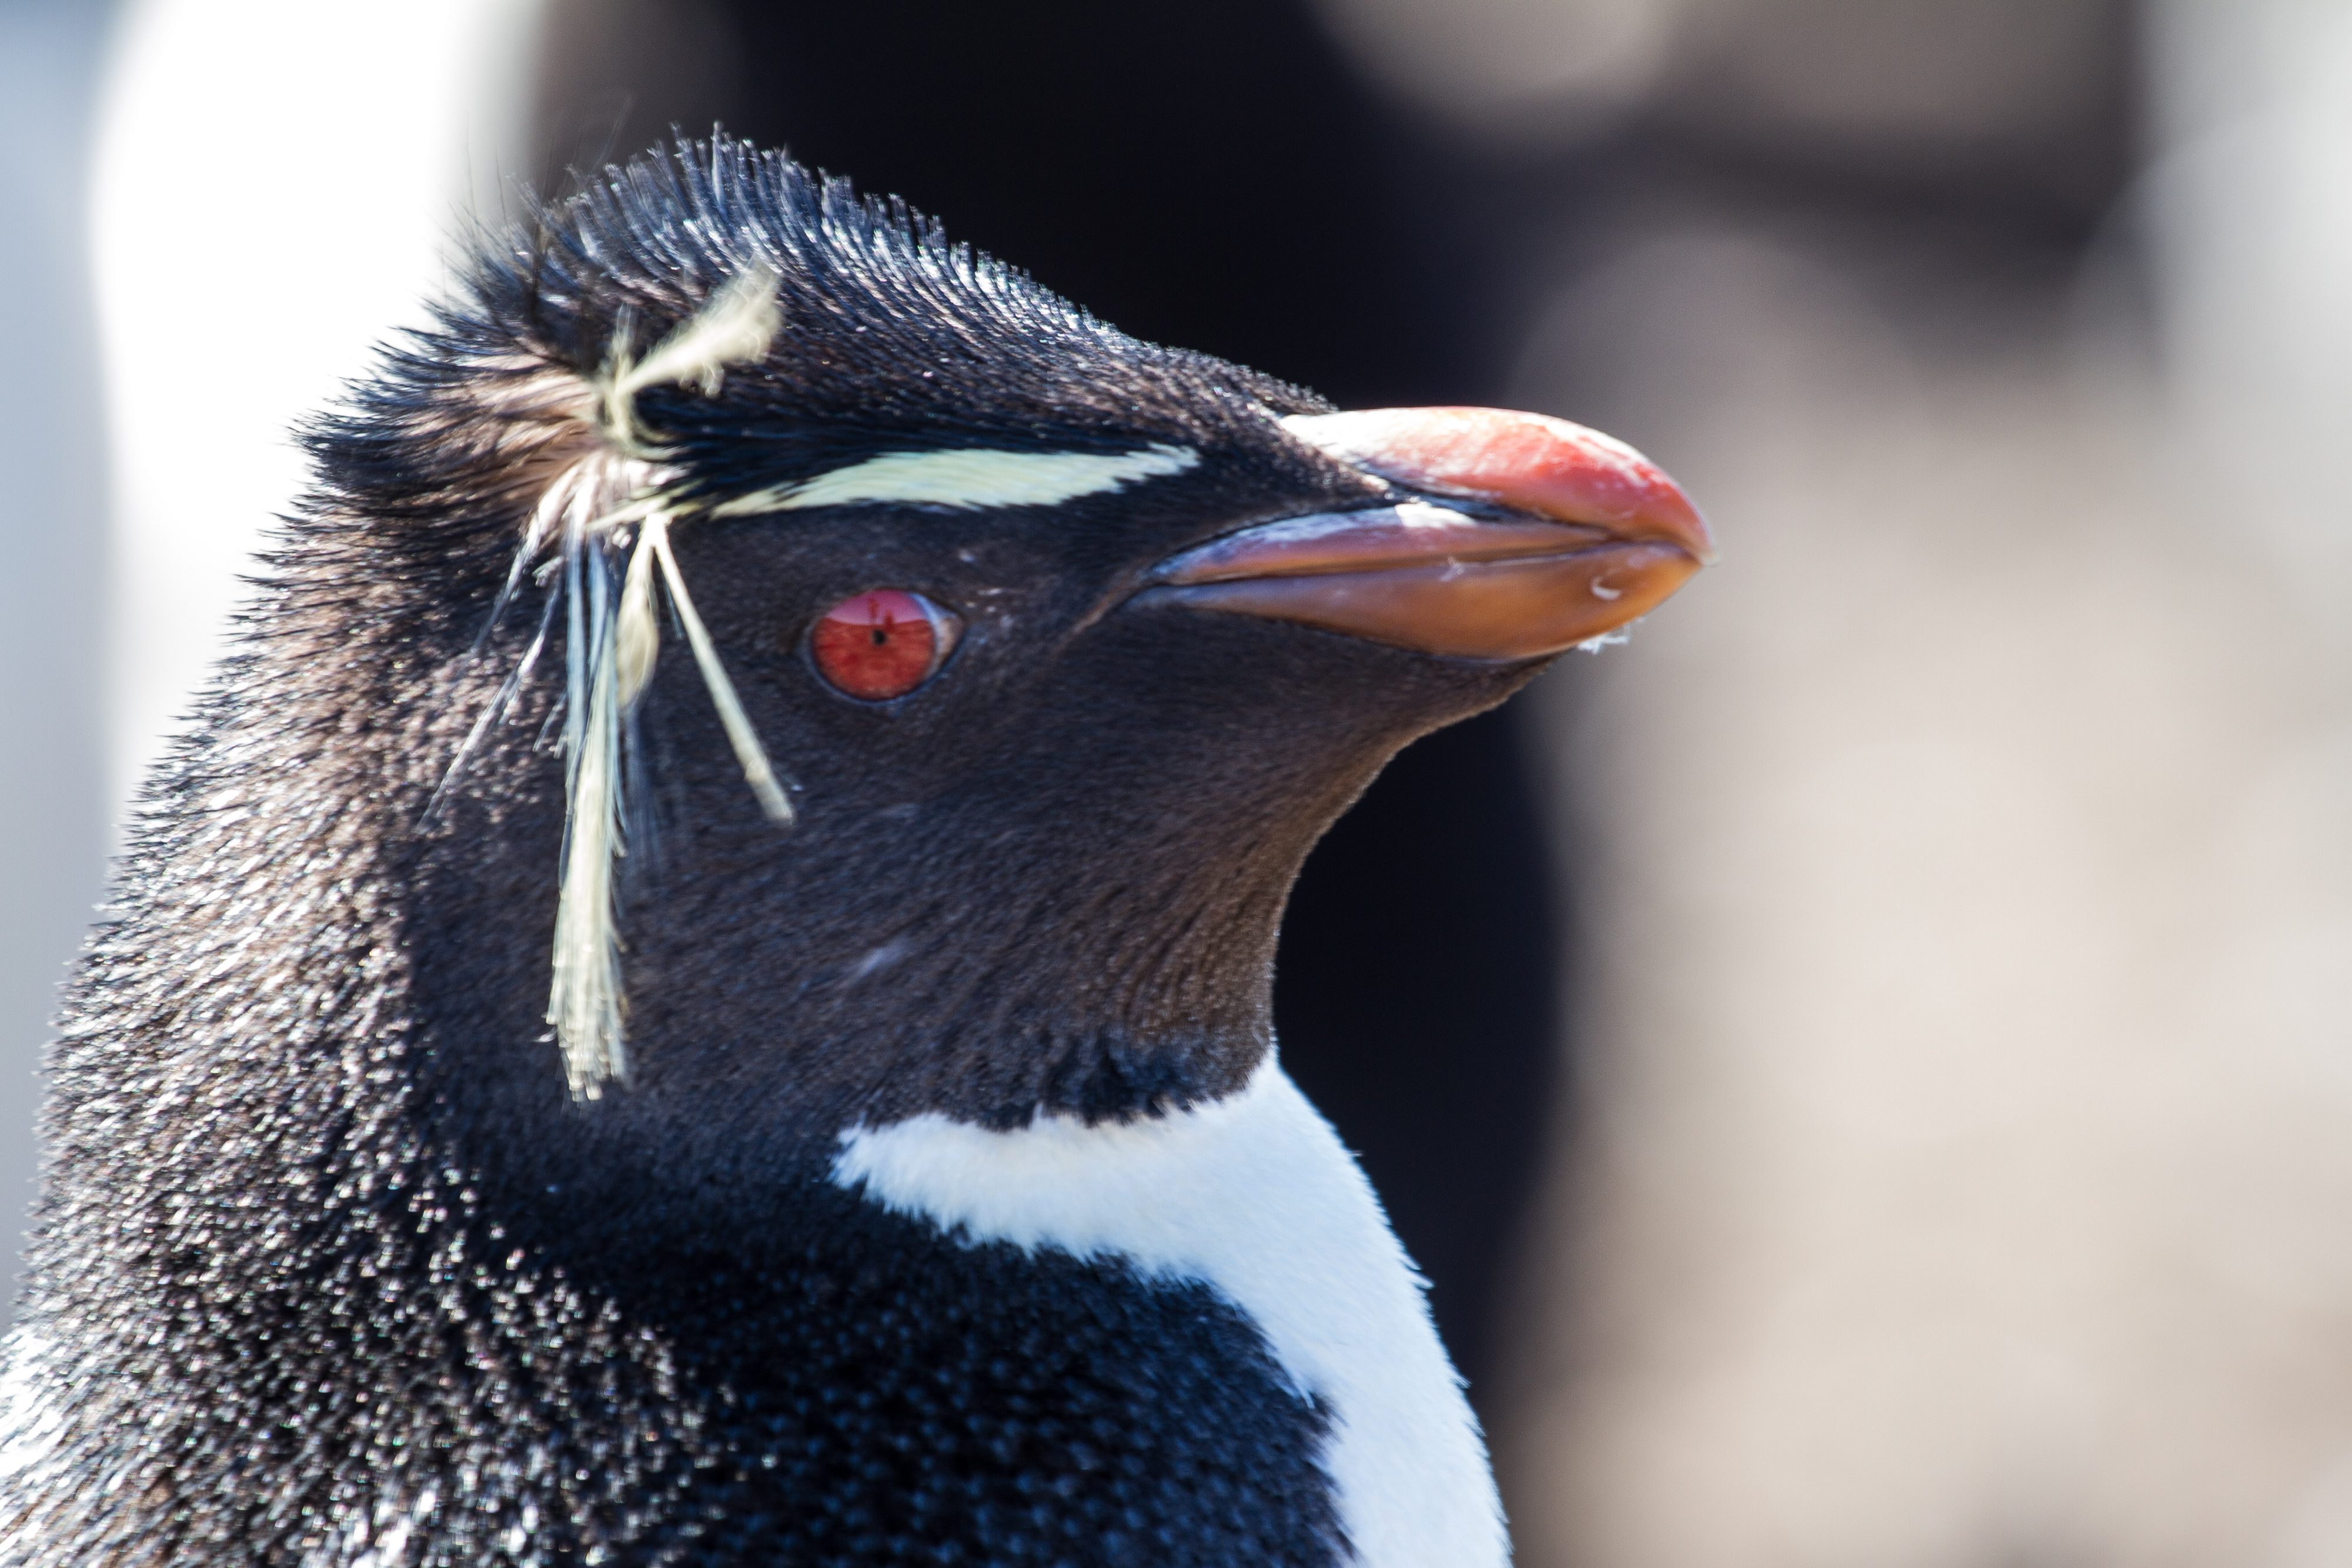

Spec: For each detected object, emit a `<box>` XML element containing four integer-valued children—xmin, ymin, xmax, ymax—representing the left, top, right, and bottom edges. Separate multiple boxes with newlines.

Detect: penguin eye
<box><xmin>808</xmin><ymin>589</ymin><xmax>961</xmax><ymax>701</ymax></box>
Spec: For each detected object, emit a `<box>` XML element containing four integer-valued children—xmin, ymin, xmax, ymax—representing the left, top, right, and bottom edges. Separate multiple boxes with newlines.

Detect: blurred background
<box><xmin>4</xmin><ymin>0</ymin><xmax>2350</xmax><ymax>1563</ymax></box>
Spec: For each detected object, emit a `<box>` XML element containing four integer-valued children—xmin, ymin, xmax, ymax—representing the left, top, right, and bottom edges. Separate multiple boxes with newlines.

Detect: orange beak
<box><xmin>1144</xmin><ymin>407</ymin><xmax>1713</xmax><ymax>661</ymax></box>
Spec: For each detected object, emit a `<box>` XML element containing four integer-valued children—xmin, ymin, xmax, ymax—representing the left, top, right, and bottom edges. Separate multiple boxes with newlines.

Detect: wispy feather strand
<box><xmin>549</xmin><ymin>523</ymin><xmax>629</xmax><ymax>1092</ymax></box>
<box><xmin>526</xmin><ymin>263</ymin><xmax>788</xmax><ymax>1094</ymax></box>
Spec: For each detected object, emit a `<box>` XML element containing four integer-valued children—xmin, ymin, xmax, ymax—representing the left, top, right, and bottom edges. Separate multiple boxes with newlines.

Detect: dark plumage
<box><xmin>0</xmin><ymin>139</ymin><xmax>1703</xmax><ymax>1565</ymax></box>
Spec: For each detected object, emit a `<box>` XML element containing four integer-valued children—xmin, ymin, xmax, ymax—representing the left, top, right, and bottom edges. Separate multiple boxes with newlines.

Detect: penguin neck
<box><xmin>399</xmin><ymin>697</ymin><xmax>1289</xmax><ymax>1248</ymax></box>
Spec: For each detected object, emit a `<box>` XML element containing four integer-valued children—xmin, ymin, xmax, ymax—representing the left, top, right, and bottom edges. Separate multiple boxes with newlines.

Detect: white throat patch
<box><xmin>831</xmin><ymin>1061</ymin><xmax>1510</xmax><ymax>1567</ymax></box>
<box><xmin>713</xmin><ymin>443</ymin><xmax>1199</xmax><ymax>516</ymax></box>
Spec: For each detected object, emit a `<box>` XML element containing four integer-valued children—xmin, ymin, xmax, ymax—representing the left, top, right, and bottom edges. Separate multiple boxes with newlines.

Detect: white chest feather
<box><xmin>831</xmin><ymin>1060</ymin><xmax>1511</xmax><ymax>1567</ymax></box>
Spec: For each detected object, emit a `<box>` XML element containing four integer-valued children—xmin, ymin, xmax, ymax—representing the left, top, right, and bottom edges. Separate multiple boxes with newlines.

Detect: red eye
<box><xmin>808</xmin><ymin>589</ymin><xmax>960</xmax><ymax>701</ymax></box>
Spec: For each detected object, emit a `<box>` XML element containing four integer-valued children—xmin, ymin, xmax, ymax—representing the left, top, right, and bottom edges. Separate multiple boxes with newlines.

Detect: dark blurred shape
<box><xmin>1276</xmin><ymin>706</ymin><xmax>1558</xmax><ymax>1395</ymax></box>
<box><xmin>534</xmin><ymin>0</ymin><xmax>743</xmax><ymax>182</ymax></box>
<box><xmin>1659</xmin><ymin>0</ymin><xmax>2138</xmax><ymax>226</ymax></box>
<box><xmin>533</xmin><ymin>0</ymin><xmax>1563</xmax><ymax>1399</ymax></box>
<box><xmin>1310</xmin><ymin>0</ymin><xmax>2137</xmax><ymax>239</ymax></box>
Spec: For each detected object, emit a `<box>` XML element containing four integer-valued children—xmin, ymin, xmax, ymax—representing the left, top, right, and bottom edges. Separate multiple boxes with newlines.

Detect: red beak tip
<box><xmin>1282</xmin><ymin>406</ymin><xmax>1713</xmax><ymax>569</ymax></box>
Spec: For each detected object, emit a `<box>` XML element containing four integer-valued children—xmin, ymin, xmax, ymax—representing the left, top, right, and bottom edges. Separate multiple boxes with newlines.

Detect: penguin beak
<box><xmin>1144</xmin><ymin>407</ymin><xmax>1713</xmax><ymax>661</ymax></box>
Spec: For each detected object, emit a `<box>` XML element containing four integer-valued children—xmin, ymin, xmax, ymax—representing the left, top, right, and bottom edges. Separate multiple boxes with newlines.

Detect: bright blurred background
<box><xmin>4</xmin><ymin>1</ymin><xmax>2350</xmax><ymax>1563</ymax></box>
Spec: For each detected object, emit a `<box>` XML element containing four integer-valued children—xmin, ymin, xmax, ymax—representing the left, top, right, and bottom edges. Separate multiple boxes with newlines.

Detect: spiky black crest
<box><xmin>323</xmin><ymin>137</ymin><xmax>1322</xmax><ymax>543</ymax></box>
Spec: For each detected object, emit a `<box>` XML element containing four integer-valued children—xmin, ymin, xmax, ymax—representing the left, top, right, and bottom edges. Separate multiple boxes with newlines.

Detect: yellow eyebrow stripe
<box><xmin>711</xmin><ymin>444</ymin><xmax>1200</xmax><ymax>516</ymax></box>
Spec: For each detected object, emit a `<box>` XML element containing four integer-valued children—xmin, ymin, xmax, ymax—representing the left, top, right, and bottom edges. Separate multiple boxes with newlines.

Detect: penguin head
<box><xmin>335</xmin><ymin>141</ymin><xmax>1707</xmax><ymax>1165</ymax></box>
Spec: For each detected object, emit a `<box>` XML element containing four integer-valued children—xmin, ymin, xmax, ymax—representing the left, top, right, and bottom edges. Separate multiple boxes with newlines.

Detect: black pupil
<box><xmin>869</xmin><ymin>623</ymin><xmax>891</xmax><ymax>646</ymax></box>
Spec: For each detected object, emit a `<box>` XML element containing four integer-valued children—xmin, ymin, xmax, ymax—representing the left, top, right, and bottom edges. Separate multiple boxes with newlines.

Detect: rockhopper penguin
<box><xmin>0</xmin><ymin>141</ymin><xmax>1710</xmax><ymax>1566</ymax></box>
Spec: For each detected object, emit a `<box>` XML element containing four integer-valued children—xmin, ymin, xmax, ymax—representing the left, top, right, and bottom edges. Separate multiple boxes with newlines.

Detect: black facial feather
<box><xmin>0</xmin><ymin>139</ymin><xmax>1539</xmax><ymax>1565</ymax></box>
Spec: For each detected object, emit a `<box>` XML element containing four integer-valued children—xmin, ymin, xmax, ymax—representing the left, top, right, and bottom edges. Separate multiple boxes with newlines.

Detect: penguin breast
<box><xmin>831</xmin><ymin>1060</ymin><xmax>1509</xmax><ymax>1568</ymax></box>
